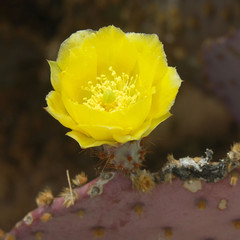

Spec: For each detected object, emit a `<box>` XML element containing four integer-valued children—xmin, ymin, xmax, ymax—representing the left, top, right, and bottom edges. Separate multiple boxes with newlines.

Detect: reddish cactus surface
<box><xmin>5</xmin><ymin>167</ymin><xmax>240</xmax><ymax>240</ymax></box>
<box><xmin>202</xmin><ymin>30</ymin><xmax>240</xmax><ymax>125</ymax></box>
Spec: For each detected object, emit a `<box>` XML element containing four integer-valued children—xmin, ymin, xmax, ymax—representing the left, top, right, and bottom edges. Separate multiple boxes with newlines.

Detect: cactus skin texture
<box><xmin>4</xmin><ymin>144</ymin><xmax>240</xmax><ymax>240</ymax></box>
<box><xmin>202</xmin><ymin>30</ymin><xmax>240</xmax><ymax>125</ymax></box>
<box><xmin>4</xmin><ymin>163</ymin><xmax>240</xmax><ymax>239</ymax></box>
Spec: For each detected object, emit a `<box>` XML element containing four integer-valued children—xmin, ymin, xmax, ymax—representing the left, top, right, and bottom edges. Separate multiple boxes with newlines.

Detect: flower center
<box><xmin>82</xmin><ymin>66</ymin><xmax>139</xmax><ymax>112</ymax></box>
<box><xmin>102</xmin><ymin>89</ymin><xmax>116</xmax><ymax>104</ymax></box>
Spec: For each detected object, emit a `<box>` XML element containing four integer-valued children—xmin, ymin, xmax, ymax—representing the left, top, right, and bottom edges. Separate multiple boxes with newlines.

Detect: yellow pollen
<box><xmin>83</xmin><ymin>66</ymin><xmax>139</xmax><ymax>112</ymax></box>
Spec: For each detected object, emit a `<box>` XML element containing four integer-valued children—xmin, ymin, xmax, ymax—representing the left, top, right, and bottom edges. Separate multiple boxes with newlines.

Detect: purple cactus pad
<box><xmin>5</xmin><ymin>168</ymin><xmax>240</xmax><ymax>240</ymax></box>
<box><xmin>202</xmin><ymin>30</ymin><xmax>240</xmax><ymax>125</ymax></box>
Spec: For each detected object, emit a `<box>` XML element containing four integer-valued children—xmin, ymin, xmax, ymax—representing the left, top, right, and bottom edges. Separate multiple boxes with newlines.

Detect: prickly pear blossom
<box><xmin>46</xmin><ymin>26</ymin><xmax>182</xmax><ymax>148</ymax></box>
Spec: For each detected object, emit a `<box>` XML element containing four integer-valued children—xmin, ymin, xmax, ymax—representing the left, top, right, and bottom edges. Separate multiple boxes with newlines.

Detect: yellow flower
<box><xmin>46</xmin><ymin>26</ymin><xmax>182</xmax><ymax>148</ymax></box>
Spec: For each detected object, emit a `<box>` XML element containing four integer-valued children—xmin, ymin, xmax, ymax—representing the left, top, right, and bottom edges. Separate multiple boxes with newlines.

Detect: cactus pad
<box><xmin>4</xmin><ymin>146</ymin><xmax>240</xmax><ymax>240</ymax></box>
<box><xmin>202</xmin><ymin>30</ymin><xmax>240</xmax><ymax>125</ymax></box>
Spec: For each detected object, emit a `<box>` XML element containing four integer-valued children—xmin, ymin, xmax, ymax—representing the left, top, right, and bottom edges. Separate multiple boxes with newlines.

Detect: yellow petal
<box><xmin>112</xmin><ymin>120</ymin><xmax>150</xmax><ymax>143</ymax></box>
<box><xmin>113</xmin><ymin>112</ymin><xmax>171</xmax><ymax>142</ymax></box>
<box><xmin>60</xmin><ymin>46</ymin><xmax>97</xmax><ymax>102</ymax></box>
<box><xmin>135</xmin><ymin>54</ymin><xmax>158</xmax><ymax>94</ymax></box>
<box><xmin>48</xmin><ymin>61</ymin><xmax>61</xmax><ymax>91</ymax></box>
<box><xmin>57</xmin><ymin>30</ymin><xmax>95</xmax><ymax>70</ymax></box>
<box><xmin>77</xmin><ymin>124</ymin><xmax>135</xmax><ymax>145</ymax></box>
<box><xmin>66</xmin><ymin>130</ymin><xmax>115</xmax><ymax>148</ymax></box>
<box><xmin>127</xmin><ymin>32</ymin><xmax>168</xmax><ymax>89</ymax></box>
<box><xmin>92</xmin><ymin>26</ymin><xmax>138</xmax><ymax>76</ymax></box>
<box><xmin>45</xmin><ymin>91</ymin><xmax>78</xmax><ymax>130</ymax></box>
<box><xmin>150</xmin><ymin>67</ymin><xmax>182</xmax><ymax>119</ymax></box>
<box><xmin>62</xmin><ymin>93</ymin><xmax>152</xmax><ymax>131</ymax></box>
<box><xmin>126</xmin><ymin>32</ymin><xmax>164</xmax><ymax>58</ymax></box>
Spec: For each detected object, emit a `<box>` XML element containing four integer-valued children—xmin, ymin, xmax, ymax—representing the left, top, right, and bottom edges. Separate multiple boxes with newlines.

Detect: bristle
<box><xmin>60</xmin><ymin>170</ymin><xmax>78</xmax><ymax>207</ymax></box>
<box><xmin>36</xmin><ymin>187</ymin><xmax>54</xmax><ymax>207</ymax></box>
<box><xmin>40</xmin><ymin>213</ymin><xmax>52</xmax><ymax>223</ymax></box>
<box><xmin>233</xmin><ymin>220</ymin><xmax>240</xmax><ymax>230</ymax></box>
<box><xmin>35</xmin><ymin>232</ymin><xmax>43</xmax><ymax>240</ymax></box>
<box><xmin>60</xmin><ymin>187</ymin><xmax>78</xmax><ymax>207</ymax></box>
<box><xmin>77</xmin><ymin>209</ymin><xmax>84</xmax><ymax>218</ymax></box>
<box><xmin>15</xmin><ymin>221</ymin><xmax>22</xmax><ymax>229</ymax></box>
<box><xmin>197</xmin><ymin>199</ymin><xmax>207</xmax><ymax>210</ymax></box>
<box><xmin>133</xmin><ymin>203</ymin><xmax>144</xmax><ymax>217</ymax></box>
<box><xmin>131</xmin><ymin>170</ymin><xmax>155</xmax><ymax>192</ymax></box>
<box><xmin>230</xmin><ymin>171</ymin><xmax>239</xmax><ymax>186</ymax></box>
<box><xmin>229</xmin><ymin>143</ymin><xmax>240</xmax><ymax>161</ymax></box>
<box><xmin>93</xmin><ymin>227</ymin><xmax>105</xmax><ymax>238</ymax></box>
<box><xmin>164</xmin><ymin>227</ymin><xmax>173</xmax><ymax>239</ymax></box>
<box><xmin>72</xmin><ymin>172</ymin><xmax>88</xmax><ymax>187</ymax></box>
<box><xmin>167</xmin><ymin>154</ymin><xmax>178</xmax><ymax>165</ymax></box>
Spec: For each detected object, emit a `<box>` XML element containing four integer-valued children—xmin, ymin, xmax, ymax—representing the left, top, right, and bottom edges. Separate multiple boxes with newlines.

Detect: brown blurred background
<box><xmin>0</xmin><ymin>0</ymin><xmax>240</xmax><ymax>231</ymax></box>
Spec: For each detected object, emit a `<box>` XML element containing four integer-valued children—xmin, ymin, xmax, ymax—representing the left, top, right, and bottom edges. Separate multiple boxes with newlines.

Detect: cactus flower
<box><xmin>46</xmin><ymin>26</ymin><xmax>182</xmax><ymax>148</ymax></box>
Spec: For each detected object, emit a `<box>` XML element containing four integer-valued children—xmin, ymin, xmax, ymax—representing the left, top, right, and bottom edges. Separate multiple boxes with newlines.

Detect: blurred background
<box><xmin>0</xmin><ymin>0</ymin><xmax>240</xmax><ymax>232</ymax></box>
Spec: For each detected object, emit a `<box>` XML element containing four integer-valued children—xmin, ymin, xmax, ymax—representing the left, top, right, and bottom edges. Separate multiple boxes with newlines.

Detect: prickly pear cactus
<box><xmin>202</xmin><ymin>30</ymin><xmax>240</xmax><ymax>125</ymax></box>
<box><xmin>4</xmin><ymin>144</ymin><xmax>240</xmax><ymax>240</ymax></box>
<box><xmin>3</xmin><ymin>25</ymin><xmax>240</xmax><ymax>240</ymax></box>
